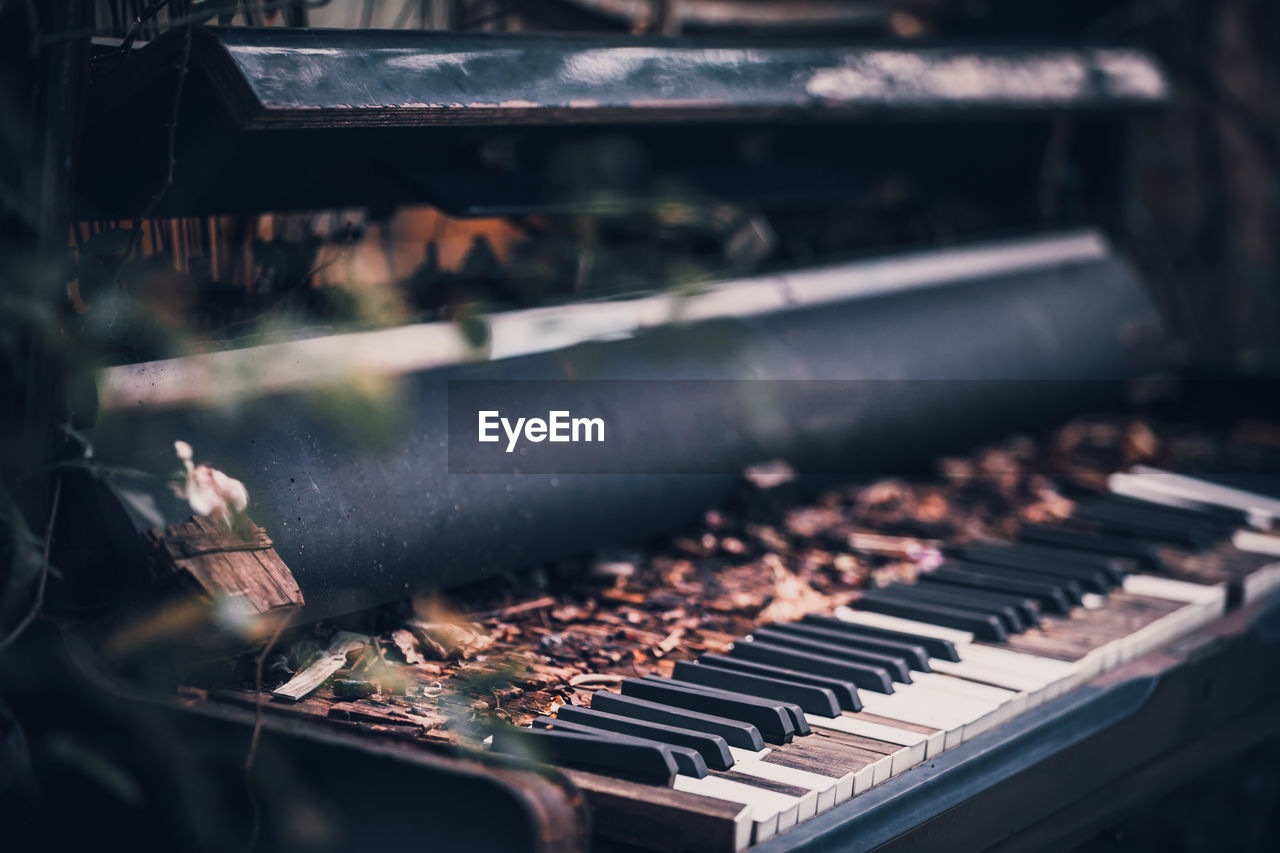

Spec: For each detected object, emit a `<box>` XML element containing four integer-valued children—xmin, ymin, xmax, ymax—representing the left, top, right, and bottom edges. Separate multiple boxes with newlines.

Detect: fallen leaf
<box><xmin>408</xmin><ymin>620</ymin><xmax>494</xmax><ymax>660</ymax></box>
<box><xmin>391</xmin><ymin>629</ymin><xmax>425</xmax><ymax>665</ymax></box>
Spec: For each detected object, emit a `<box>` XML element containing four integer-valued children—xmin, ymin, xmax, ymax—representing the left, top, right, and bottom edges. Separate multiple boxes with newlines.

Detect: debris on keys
<box><xmin>406</xmin><ymin>620</ymin><xmax>494</xmax><ymax>660</ymax></box>
<box><xmin>331</xmin><ymin>679</ymin><xmax>377</xmax><ymax>699</ymax></box>
<box><xmin>271</xmin><ymin>631</ymin><xmax>367</xmax><ymax>701</ymax></box>
<box><xmin>391</xmin><ymin>628</ymin><xmax>426</xmax><ymax>664</ymax></box>
<box><xmin>758</xmin><ymin>557</ymin><xmax>835</xmax><ymax>624</ymax></box>
<box><xmin>180</xmin><ymin>415</ymin><xmax>1279</xmax><ymax>745</ymax></box>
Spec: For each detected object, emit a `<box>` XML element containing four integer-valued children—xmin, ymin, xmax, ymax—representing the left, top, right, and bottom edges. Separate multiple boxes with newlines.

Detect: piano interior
<box><xmin>3</xmin><ymin>2</ymin><xmax>1280</xmax><ymax>852</ymax></box>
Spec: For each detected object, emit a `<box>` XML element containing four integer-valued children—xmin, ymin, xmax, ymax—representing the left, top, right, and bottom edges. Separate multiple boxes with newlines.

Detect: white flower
<box><xmin>172</xmin><ymin>440</ymin><xmax>249</xmax><ymax>527</ymax></box>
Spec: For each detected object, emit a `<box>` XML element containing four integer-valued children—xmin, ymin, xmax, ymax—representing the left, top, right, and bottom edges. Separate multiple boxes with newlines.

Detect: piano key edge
<box><xmin>745</xmin><ymin>594</ymin><xmax>1280</xmax><ymax>853</ymax></box>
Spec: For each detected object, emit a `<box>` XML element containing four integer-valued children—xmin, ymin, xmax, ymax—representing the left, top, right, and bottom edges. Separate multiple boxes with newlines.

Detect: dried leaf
<box><xmin>391</xmin><ymin>629</ymin><xmax>426</xmax><ymax>665</ymax></box>
<box><xmin>408</xmin><ymin>620</ymin><xmax>494</xmax><ymax>660</ymax></box>
<box><xmin>758</xmin><ymin>557</ymin><xmax>829</xmax><ymax>624</ymax></box>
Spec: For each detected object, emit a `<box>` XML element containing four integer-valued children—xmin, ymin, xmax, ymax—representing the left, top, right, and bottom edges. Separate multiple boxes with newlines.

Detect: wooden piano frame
<box><xmin>62</xmin><ymin>593</ymin><xmax>1280</xmax><ymax>852</ymax></box>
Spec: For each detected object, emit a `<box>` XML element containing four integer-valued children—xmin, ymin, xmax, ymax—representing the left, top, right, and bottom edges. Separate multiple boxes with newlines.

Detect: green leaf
<box><xmin>455</xmin><ymin>310</ymin><xmax>491</xmax><ymax>351</ymax></box>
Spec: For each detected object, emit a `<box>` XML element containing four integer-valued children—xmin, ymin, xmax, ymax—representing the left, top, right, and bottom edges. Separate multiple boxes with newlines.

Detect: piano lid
<box><xmin>75</xmin><ymin>28</ymin><xmax>1169</xmax><ymax>217</ymax></box>
<box><xmin>93</xmin><ymin>26</ymin><xmax>1170</xmax><ymax>129</ymax></box>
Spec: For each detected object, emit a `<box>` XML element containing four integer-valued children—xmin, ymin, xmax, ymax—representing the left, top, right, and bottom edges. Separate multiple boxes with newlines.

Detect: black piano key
<box><xmin>749</xmin><ymin>626</ymin><xmax>915</xmax><ymax>683</ymax></box>
<box><xmin>1109</xmin><ymin>489</ymin><xmax>1252</xmax><ymax>530</ymax></box>
<box><xmin>953</xmin><ymin>542</ymin><xmax>1117</xmax><ymax>592</ymax></box>
<box><xmin>889</xmin><ymin>582</ymin><xmax>1041</xmax><ymax>629</ymax></box>
<box><xmin>1080</xmin><ymin>494</ymin><xmax>1225</xmax><ymax>538</ymax></box>
<box><xmin>862</xmin><ymin>585</ymin><xmax>1025</xmax><ymax>633</ymax></box>
<box><xmin>926</xmin><ymin>574</ymin><xmax>1045</xmax><ymax>619</ymax></box>
<box><xmin>1069</xmin><ymin>500</ymin><xmax>1216</xmax><ymax>549</ymax></box>
<box><xmin>533</xmin><ymin>716</ymin><xmax>709</xmax><ymax>778</ymax></box>
<box><xmin>850</xmin><ymin>593</ymin><xmax>1010</xmax><ymax>642</ymax></box>
<box><xmin>490</xmin><ymin>725</ymin><xmax>677</xmax><ymax>786</ymax></box>
<box><xmin>766</xmin><ymin>622</ymin><xmax>932</xmax><ymax>671</ymax></box>
<box><xmin>863</xmin><ymin>585</ymin><xmax>1030</xmax><ymax>633</ymax></box>
<box><xmin>670</xmin><ymin>660</ymin><xmax>842</xmax><ymax>717</ymax></box>
<box><xmin>920</xmin><ymin>566</ymin><xmax>1073</xmax><ymax>614</ymax></box>
<box><xmin>641</xmin><ymin>675</ymin><xmax>811</xmax><ymax>737</ymax></box>
<box><xmin>591</xmin><ymin>691</ymin><xmax>767</xmax><ymax>752</ymax></box>
<box><xmin>944</xmin><ymin>559</ymin><xmax>1085</xmax><ymax>605</ymax></box>
<box><xmin>622</xmin><ymin>678</ymin><xmax>796</xmax><ymax>745</ymax></box>
<box><xmin>800</xmin><ymin>614</ymin><xmax>962</xmax><ymax>662</ymax></box>
<box><xmin>699</xmin><ymin>653</ymin><xmax>863</xmax><ymax>712</ymax></box>
<box><xmin>555</xmin><ymin>705</ymin><xmax>735</xmax><ymax>770</ymax></box>
<box><xmin>729</xmin><ymin>640</ymin><xmax>897</xmax><ymax>693</ymax></box>
<box><xmin>1018</xmin><ymin>523</ymin><xmax>1165</xmax><ymax>573</ymax></box>
<box><xmin>1096</xmin><ymin>493</ymin><xmax>1240</xmax><ymax>538</ymax></box>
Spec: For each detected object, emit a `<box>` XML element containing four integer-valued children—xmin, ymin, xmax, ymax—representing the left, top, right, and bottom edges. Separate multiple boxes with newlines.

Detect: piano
<box><xmin>9</xmin><ymin>6</ymin><xmax>1280</xmax><ymax>853</ymax></box>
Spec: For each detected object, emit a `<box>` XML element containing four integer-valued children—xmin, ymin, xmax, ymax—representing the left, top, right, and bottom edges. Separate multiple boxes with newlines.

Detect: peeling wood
<box><xmin>145</xmin><ymin>514</ymin><xmax>303</xmax><ymax>615</ymax></box>
<box><xmin>327</xmin><ymin>699</ymin><xmax>444</xmax><ymax>729</ymax></box>
<box><xmin>476</xmin><ymin>596</ymin><xmax>558</xmax><ymax>621</ymax></box>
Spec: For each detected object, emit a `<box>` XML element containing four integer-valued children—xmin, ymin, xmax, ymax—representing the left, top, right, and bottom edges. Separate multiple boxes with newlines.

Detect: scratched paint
<box><xmin>805</xmin><ymin>49</ymin><xmax>1166</xmax><ymax>105</ymax></box>
<box><xmin>201</xmin><ymin>28</ymin><xmax>1168</xmax><ymax>123</ymax></box>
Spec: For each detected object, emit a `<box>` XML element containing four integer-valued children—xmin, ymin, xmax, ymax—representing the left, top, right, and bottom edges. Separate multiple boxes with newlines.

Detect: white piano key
<box><xmin>857</xmin><ymin>741</ymin><xmax>924</xmax><ymax>778</ymax></box>
<box><xmin>850</xmin><ymin>761</ymin><xmax>877</xmax><ymax>795</ymax></box>
<box><xmin>1108</xmin><ymin>471</ymin><xmax>1213</xmax><ymax>512</ymax></box>
<box><xmin>1122</xmin><ymin>574</ymin><xmax>1227</xmax><ymax>609</ymax></box>
<box><xmin>1225</xmin><ymin>543</ymin><xmax>1280</xmax><ymax>610</ymax></box>
<box><xmin>959</xmin><ymin>705</ymin><xmax>1008</xmax><ymax>740</ymax></box>
<box><xmin>897</xmin><ymin>679</ymin><xmax>1016</xmax><ymax>729</ymax></box>
<box><xmin>1118</xmin><ymin>597</ymin><xmax>1224</xmax><ymax>662</ymax></box>
<box><xmin>873</xmin><ymin>751</ymin><xmax>896</xmax><ymax>784</ymax></box>
<box><xmin>824</xmin><ymin>749</ymin><xmax>892</xmax><ymax>787</ymax></box>
<box><xmin>1241</xmin><ymin>560</ymin><xmax>1280</xmax><ymax>603</ymax></box>
<box><xmin>857</xmin><ymin>685</ymin><xmax>993</xmax><ymax>745</ymax></box>
<box><xmin>912</xmin><ymin>672</ymin><xmax>1027</xmax><ymax>716</ymax></box>
<box><xmin>1120</xmin><ymin>467</ymin><xmax>1280</xmax><ymax>525</ymax></box>
<box><xmin>729</xmin><ymin>760</ymin><xmax>835</xmax><ymax>815</ymax></box>
<box><xmin>770</xmin><ymin>756</ymin><xmax>856</xmax><ymax>802</ymax></box>
<box><xmin>832</xmin><ymin>606</ymin><xmax>975</xmax><ymax>645</ymax></box>
<box><xmin>927</xmin><ymin>657</ymin><xmax>1046</xmax><ymax>694</ymax></box>
<box><xmin>957</xmin><ymin>645</ymin><xmax>1081</xmax><ymax>696</ymax></box>
<box><xmin>673</xmin><ymin>774</ymin><xmax>787</xmax><ymax>842</ymax></box>
<box><xmin>1233</xmin><ymin>529</ymin><xmax>1280</xmax><ymax>556</ymax></box>
<box><xmin>891</xmin><ymin>748</ymin><xmax>923</xmax><ymax>775</ymax></box>
<box><xmin>804</xmin><ymin>714</ymin><xmax>933</xmax><ymax>765</ymax></box>
<box><xmin>862</xmin><ymin>682</ymin><xmax>1005</xmax><ymax>744</ymax></box>
<box><xmin>727</xmin><ymin>746</ymin><xmax>773</xmax><ymax>764</ymax></box>
<box><xmin>856</xmin><ymin>689</ymin><xmax>976</xmax><ymax>731</ymax></box>
<box><xmin>958</xmin><ymin>644</ymin><xmax>1079</xmax><ymax>683</ymax></box>
<box><xmin>912</xmin><ymin>672</ymin><xmax>1022</xmax><ymax>704</ymax></box>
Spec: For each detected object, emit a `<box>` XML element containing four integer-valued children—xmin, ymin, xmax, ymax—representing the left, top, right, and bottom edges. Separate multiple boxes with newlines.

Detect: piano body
<box><xmin>7</xmin><ymin>6</ymin><xmax>1280</xmax><ymax>853</ymax></box>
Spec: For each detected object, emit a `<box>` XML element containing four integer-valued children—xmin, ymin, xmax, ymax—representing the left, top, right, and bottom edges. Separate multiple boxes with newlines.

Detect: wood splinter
<box><xmin>272</xmin><ymin>631</ymin><xmax>368</xmax><ymax>702</ymax></box>
<box><xmin>144</xmin><ymin>514</ymin><xmax>305</xmax><ymax>616</ymax></box>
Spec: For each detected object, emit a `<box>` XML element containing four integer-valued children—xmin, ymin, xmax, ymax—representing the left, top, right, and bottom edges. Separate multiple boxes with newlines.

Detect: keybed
<box><xmin>488</xmin><ymin>469</ymin><xmax>1280</xmax><ymax>851</ymax></box>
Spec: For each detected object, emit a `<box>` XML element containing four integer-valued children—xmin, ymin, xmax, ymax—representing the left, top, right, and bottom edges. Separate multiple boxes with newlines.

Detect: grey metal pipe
<box><xmin>83</xmin><ymin>231</ymin><xmax>1169</xmax><ymax>622</ymax></box>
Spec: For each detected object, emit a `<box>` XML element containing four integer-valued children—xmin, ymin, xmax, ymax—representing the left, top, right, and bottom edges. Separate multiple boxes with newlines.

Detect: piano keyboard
<box><xmin>489</xmin><ymin>468</ymin><xmax>1280</xmax><ymax>851</ymax></box>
